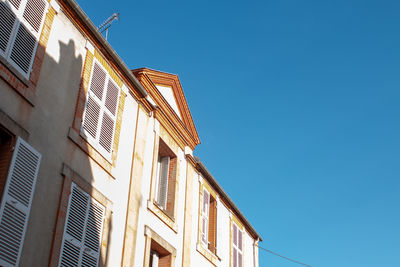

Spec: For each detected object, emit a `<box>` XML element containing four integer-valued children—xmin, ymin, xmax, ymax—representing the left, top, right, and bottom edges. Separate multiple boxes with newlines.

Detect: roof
<box><xmin>191</xmin><ymin>156</ymin><xmax>262</xmax><ymax>241</ymax></box>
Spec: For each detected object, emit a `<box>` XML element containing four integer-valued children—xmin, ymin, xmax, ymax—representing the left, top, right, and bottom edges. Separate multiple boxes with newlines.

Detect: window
<box><xmin>0</xmin><ymin>131</ymin><xmax>42</xmax><ymax>267</ymax></box>
<box><xmin>149</xmin><ymin>247</ymin><xmax>171</xmax><ymax>267</ymax></box>
<box><xmin>81</xmin><ymin>60</ymin><xmax>121</xmax><ymax>160</ymax></box>
<box><xmin>0</xmin><ymin>0</ymin><xmax>48</xmax><ymax>78</ymax></box>
<box><xmin>154</xmin><ymin>139</ymin><xmax>176</xmax><ymax>218</ymax></box>
<box><xmin>144</xmin><ymin>226</ymin><xmax>176</xmax><ymax>267</ymax></box>
<box><xmin>232</xmin><ymin>222</ymin><xmax>243</xmax><ymax>267</ymax></box>
<box><xmin>200</xmin><ymin>187</ymin><xmax>217</xmax><ymax>254</ymax></box>
<box><xmin>58</xmin><ymin>183</ymin><xmax>105</xmax><ymax>267</ymax></box>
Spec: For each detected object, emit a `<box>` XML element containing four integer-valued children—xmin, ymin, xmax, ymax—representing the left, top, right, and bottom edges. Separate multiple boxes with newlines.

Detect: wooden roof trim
<box><xmin>133</xmin><ymin>68</ymin><xmax>200</xmax><ymax>145</ymax></box>
<box><xmin>133</xmin><ymin>69</ymin><xmax>200</xmax><ymax>150</ymax></box>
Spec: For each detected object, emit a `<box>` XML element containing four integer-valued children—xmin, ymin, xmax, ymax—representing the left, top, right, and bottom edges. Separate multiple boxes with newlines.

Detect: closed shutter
<box><xmin>9</xmin><ymin>23</ymin><xmax>36</xmax><ymax>73</ymax></box>
<box><xmin>232</xmin><ymin>222</ymin><xmax>243</xmax><ymax>267</ymax></box>
<box><xmin>59</xmin><ymin>183</ymin><xmax>105</xmax><ymax>267</ymax></box>
<box><xmin>82</xmin><ymin>61</ymin><xmax>120</xmax><ymax>158</ymax></box>
<box><xmin>156</xmin><ymin>156</ymin><xmax>169</xmax><ymax>209</ymax></box>
<box><xmin>233</xmin><ymin>223</ymin><xmax>238</xmax><ymax>267</ymax></box>
<box><xmin>2</xmin><ymin>0</ymin><xmax>48</xmax><ymax>76</ymax></box>
<box><xmin>0</xmin><ymin>2</ymin><xmax>17</xmax><ymax>54</ymax></box>
<box><xmin>238</xmin><ymin>229</ymin><xmax>243</xmax><ymax>267</ymax></box>
<box><xmin>0</xmin><ymin>137</ymin><xmax>42</xmax><ymax>267</ymax></box>
<box><xmin>208</xmin><ymin>197</ymin><xmax>217</xmax><ymax>253</ymax></box>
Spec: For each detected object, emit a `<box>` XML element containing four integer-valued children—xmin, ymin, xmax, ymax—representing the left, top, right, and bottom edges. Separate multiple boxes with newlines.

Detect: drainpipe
<box><xmin>253</xmin><ymin>237</ymin><xmax>260</xmax><ymax>267</ymax></box>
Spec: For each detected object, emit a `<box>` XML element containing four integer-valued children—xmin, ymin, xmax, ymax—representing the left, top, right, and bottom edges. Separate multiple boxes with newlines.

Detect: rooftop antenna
<box><xmin>98</xmin><ymin>13</ymin><xmax>120</xmax><ymax>40</ymax></box>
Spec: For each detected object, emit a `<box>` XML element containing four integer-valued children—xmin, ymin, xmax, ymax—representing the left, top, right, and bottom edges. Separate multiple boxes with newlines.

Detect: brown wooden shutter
<box><xmin>208</xmin><ymin>196</ymin><xmax>217</xmax><ymax>253</ymax></box>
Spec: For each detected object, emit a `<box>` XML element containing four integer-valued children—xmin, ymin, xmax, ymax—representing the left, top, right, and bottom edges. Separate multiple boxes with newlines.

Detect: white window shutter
<box><xmin>238</xmin><ymin>229</ymin><xmax>243</xmax><ymax>267</ymax></box>
<box><xmin>0</xmin><ymin>2</ymin><xmax>17</xmax><ymax>54</ymax></box>
<box><xmin>82</xmin><ymin>61</ymin><xmax>120</xmax><ymax>159</ymax></box>
<box><xmin>98</xmin><ymin>112</ymin><xmax>114</xmax><ymax>153</ymax></box>
<box><xmin>98</xmin><ymin>79</ymin><xmax>119</xmax><ymax>153</ymax></box>
<box><xmin>89</xmin><ymin>62</ymin><xmax>106</xmax><ymax>101</ymax></box>
<box><xmin>0</xmin><ymin>137</ymin><xmax>41</xmax><ymax>267</ymax></box>
<box><xmin>9</xmin><ymin>23</ymin><xmax>36</xmax><ymax>74</ymax></box>
<box><xmin>8</xmin><ymin>0</ymin><xmax>21</xmax><ymax>10</ymax></box>
<box><xmin>104</xmin><ymin>79</ymin><xmax>119</xmax><ymax>116</ymax></box>
<box><xmin>233</xmin><ymin>247</ymin><xmax>238</xmax><ymax>267</ymax></box>
<box><xmin>82</xmin><ymin>200</ymin><xmax>105</xmax><ymax>266</ymax></box>
<box><xmin>233</xmin><ymin>223</ymin><xmax>237</xmax><ymax>246</ymax></box>
<box><xmin>156</xmin><ymin>156</ymin><xmax>170</xmax><ymax>209</ymax></box>
<box><xmin>7</xmin><ymin>0</ymin><xmax>47</xmax><ymax>75</ymax></box>
<box><xmin>82</xmin><ymin>96</ymin><xmax>101</xmax><ymax>139</ymax></box>
<box><xmin>59</xmin><ymin>183</ymin><xmax>105</xmax><ymax>267</ymax></box>
<box><xmin>22</xmin><ymin>0</ymin><xmax>47</xmax><ymax>33</ymax></box>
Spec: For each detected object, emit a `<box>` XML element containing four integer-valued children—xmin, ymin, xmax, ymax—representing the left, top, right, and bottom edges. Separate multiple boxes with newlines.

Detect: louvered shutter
<box><xmin>9</xmin><ymin>23</ymin><xmax>36</xmax><ymax>73</ymax></box>
<box><xmin>0</xmin><ymin>137</ymin><xmax>41</xmax><ymax>267</ymax></box>
<box><xmin>83</xmin><ymin>62</ymin><xmax>106</xmax><ymax>140</ymax></box>
<box><xmin>232</xmin><ymin>223</ymin><xmax>238</xmax><ymax>267</ymax></box>
<box><xmin>82</xmin><ymin>61</ymin><xmax>120</xmax><ymax>159</ymax></box>
<box><xmin>0</xmin><ymin>2</ymin><xmax>17</xmax><ymax>54</ymax></box>
<box><xmin>156</xmin><ymin>156</ymin><xmax>169</xmax><ymax>209</ymax></box>
<box><xmin>238</xmin><ymin>229</ymin><xmax>243</xmax><ymax>267</ymax></box>
<box><xmin>4</xmin><ymin>0</ymin><xmax>48</xmax><ymax>76</ymax></box>
<box><xmin>98</xmin><ymin>79</ymin><xmax>119</xmax><ymax>153</ymax></box>
<box><xmin>59</xmin><ymin>183</ymin><xmax>105</xmax><ymax>267</ymax></box>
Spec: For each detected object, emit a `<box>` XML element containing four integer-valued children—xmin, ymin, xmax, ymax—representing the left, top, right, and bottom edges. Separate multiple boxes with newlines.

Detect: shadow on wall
<box><xmin>0</xmin><ymin>34</ymin><xmax>115</xmax><ymax>266</ymax></box>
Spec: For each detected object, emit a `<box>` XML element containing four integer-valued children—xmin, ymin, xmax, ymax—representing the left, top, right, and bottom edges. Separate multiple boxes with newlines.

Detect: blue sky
<box><xmin>77</xmin><ymin>0</ymin><xmax>400</xmax><ymax>266</ymax></box>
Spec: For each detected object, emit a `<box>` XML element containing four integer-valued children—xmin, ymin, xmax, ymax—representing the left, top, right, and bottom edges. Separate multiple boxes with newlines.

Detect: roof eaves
<box><xmin>61</xmin><ymin>0</ymin><xmax>148</xmax><ymax>98</ymax></box>
<box><xmin>194</xmin><ymin>157</ymin><xmax>262</xmax><ymax>241</ymax></box>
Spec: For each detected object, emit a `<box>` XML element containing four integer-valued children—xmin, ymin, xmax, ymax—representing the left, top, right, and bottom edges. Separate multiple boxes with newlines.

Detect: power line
<box><xmin>256</xmin><ymin>245</ymin><xmax>312</xmax><ymax>267</ymax></box>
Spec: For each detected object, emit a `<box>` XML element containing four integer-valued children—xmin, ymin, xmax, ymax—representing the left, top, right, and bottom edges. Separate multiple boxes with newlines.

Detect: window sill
<box><xmin>147</xmin><ymin>200</ymin><xmax>177</xmax><ymax>233</ymax></box>
<box><xmin>196</xmin><ymin>242</ymin><xmax>220</xmax><ymax>266</ymax></box>
<box><xmin>68</xmin><ymin>127</ymin><xmax>115</xmax><ymax>179</ymax></box>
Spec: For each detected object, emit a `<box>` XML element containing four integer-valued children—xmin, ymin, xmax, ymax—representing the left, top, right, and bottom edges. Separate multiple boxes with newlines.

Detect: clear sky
<box><xmin>77</xmin><ymin>0</ymin><xmax>400</xmax><ymax>266</ymax></box>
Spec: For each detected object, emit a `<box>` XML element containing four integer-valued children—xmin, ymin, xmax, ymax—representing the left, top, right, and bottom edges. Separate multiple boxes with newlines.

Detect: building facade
<box><xmin>0</xmin><ymin>0</ymin><xmax>261</xmax><ymax>266</ymax></box>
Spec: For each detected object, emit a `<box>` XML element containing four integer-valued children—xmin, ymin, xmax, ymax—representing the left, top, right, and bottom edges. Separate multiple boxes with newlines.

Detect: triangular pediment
<box><xmin>155</xmin><ymin>85</ymin><xmax>182</xmax><ymax>119</ymax></box>
<box><xmin>132</xmin><ymin>68</ymin><xmax>200</xmax><ymax>149</ymax></box>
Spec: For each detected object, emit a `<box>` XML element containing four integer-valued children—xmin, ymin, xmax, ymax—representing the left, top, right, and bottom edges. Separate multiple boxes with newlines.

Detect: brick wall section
<box><xmin>111</xmin><ymin>92</ymin><xmax>126</xmax><ymax>164</ymax></box>
<box><xmin>0</xmin><ymin>7</ymin><xmax>55</xmax><ymax>104</ymax></box>
<box><xmin>72</xmin><ymin>51</ymin><xmax>93</xmax><ymax>131</ymax></box>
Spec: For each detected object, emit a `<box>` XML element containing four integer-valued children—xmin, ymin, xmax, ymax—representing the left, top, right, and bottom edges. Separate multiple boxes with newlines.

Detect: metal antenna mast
<box><xmin>98</xmin><ymin>13</ymin><xmax>120</xmax><ymax>40</ymax></box>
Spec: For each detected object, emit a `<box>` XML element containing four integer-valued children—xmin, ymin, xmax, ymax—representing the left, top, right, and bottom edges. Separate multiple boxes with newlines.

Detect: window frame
<box><xmin>147</xmin><ymin>132</ymin><xmax>181</xmax><ymax>232</ymax></box>
<box><xmin>0</xmin><ymin>0</ymin><xmax>49</xmax><ymax>79</ymax></box>
<box><xmin>80</xmin><ymin>57</ymin><xmax>121</xmax><ymax>162</ymax></box>
<box><xmin>49</xmin><ymin>164</ymin><xmax>113</xmax><ymax>267</ymax></box>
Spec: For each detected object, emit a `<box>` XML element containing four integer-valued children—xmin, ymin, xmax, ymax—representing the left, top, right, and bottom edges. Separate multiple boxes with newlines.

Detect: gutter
<box><xmin>61</xmin><ymin>0</ymin><xmax>148</xmax><ymax>98</ymax></box>
<box><xmin>195</xmin><ymin>157</ymin><xmax>262</xmax><ymax>242</ymax></box>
